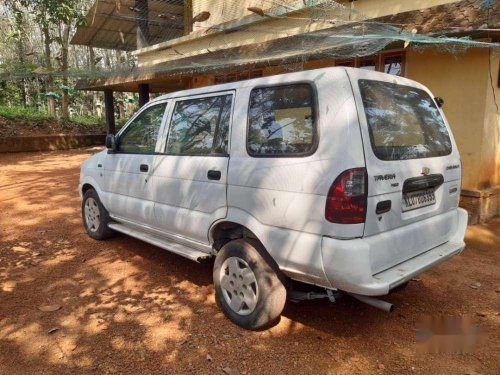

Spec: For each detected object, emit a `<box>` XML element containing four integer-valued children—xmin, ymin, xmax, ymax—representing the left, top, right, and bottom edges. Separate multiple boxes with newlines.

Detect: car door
<box><xmin>349</xmin><ymin>71</ymin><xmax>461</xmax><ymax>273</ymax></box>
<box><xmin>151</xmin><ymin>91</ymin><xmax>234</xmax><ymax>244</ymax></box>
<box><xmin>102</xmin><ymin>101</ymin><xmax>169</xmax><ymax>226</ymax></box>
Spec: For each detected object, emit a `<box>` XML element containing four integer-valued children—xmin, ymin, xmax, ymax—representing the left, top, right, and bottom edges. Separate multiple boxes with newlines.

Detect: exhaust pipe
<box><xmin>347</xmin><ymin>293</ymin><xmax>394</xmax><ymax>312</ymax></box>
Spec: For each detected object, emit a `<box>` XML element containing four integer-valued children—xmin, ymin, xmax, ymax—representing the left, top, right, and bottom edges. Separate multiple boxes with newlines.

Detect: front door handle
<box><xmin>140</xmin><ymin>164</ymin><xmax>149</xmax><ymax>172</ymax></box>
<box><xmin>207</xmin><ymin>170</ymin><xmax>221</xmax><ymax>181</ymax></box>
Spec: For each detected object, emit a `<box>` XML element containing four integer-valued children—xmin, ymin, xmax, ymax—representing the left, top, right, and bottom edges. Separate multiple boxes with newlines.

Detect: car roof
<box><xmin>151</xmin><ymin>66</ymin><xmax>426</xmax><ymax>102</ymax></box>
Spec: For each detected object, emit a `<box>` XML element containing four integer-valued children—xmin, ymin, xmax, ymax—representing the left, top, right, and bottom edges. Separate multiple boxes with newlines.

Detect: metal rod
<box><xmin>347</xmin><ymin>293</ymin><xmax>394</xmax><ymax>312</ymax></box>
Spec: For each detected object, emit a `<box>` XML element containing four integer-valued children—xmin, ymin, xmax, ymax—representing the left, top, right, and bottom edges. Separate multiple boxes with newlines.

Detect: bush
<box><xmin>66</xmin><ymin>115</ymin><xmax>104</xmax><ymax>127</ymax></box>
<box><xmin>0</xmin><ymin>105</ymin><xmax>52</xmax><ymax>122</ymax></box>
<box><xmin>0</xmin><ymin>105</ymin><xmax>106</xmax><ymax>136</ymax></box>
<box><xmin>0</xmin><ymin>105</ymin><xmax>104</xmax><ymax>126</ymax></box>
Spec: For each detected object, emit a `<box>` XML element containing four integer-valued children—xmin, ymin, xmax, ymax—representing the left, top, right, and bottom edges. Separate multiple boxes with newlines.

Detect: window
<box><xmin>247</xmin><ymin>84</ymin><xmax>316</xmax><ymax>156</ymax></box>
<box><xmin>118</xmin><ymin>103</ymin><xmax>167</xmax><ymax>153</ymax></box>
<box><xmin>359</xmin><ymin>58</ymin><xmax>377</xmax><ymax>71</ymax></box>
<box><xmin>335</xmin><ymin>60</ymin><xmax>355</xmax><ymax>67</ymax></box>
<box><xmin>383</xmin><ymin>54</ymin><xmax>404</xmax><ymax>76</ymax></box>
<box><xmin>215</xmin><ymin>70</ymin><xmax>262</xmax><ymax>84</ymax></box>
<box><xmin>359</xmin><ymin>79</ymin><xmax>452</xmax><ymax>160</ymax></box>
<box><xmin>334</xmin><ymin>51</ymin><xmax>405</xmax><ymax>76</ymax></box>
<box><xmin>166</xmin><ymin>94</ymin><xmax>232</xmax><ymax>155</ymax></box>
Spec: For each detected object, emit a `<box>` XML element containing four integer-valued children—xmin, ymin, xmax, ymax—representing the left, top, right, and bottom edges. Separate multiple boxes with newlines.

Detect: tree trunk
<box><xmin>88</xmin><ymin>46</ymin><xmax>99</xmax><ymax>116</ymax></box>
<box><xmin>42</xmin><ymin>23</ymin><xmax>56</xmax><ymax>116</ymax></box>
<box><xmin>13</xmin><ymin>4</ymin><xmax>27</xmax><ymax>107</ymax></box>
<box><xmin>104</xmin><ymin>49</ymin><xmax>112</xmax><ymax>69</ymax></box>
<box><xmin>60</xmin><ymin>23</ymin><xmax>71</xmax><ymax>118</ymax></box>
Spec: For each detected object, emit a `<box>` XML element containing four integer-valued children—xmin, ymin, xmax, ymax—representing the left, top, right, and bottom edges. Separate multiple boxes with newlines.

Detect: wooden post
<box><xmin>138</xmin><ymin>84</ymin><xmax>150</xmax><ymax>108</ymax></box>
<box><xmin>136</xmin><ymin>0</ymin><xmax>149</xmax><ymax>49</ymax></box>
<box><xmin>104</xmin><ymin>90</ymin><xmax>116</xmax><ymax>135</ymax></box>
<box><xmin>184</xmin><ymin>0</ymin><xmax>193</xmax><ymax>35</ymax></box>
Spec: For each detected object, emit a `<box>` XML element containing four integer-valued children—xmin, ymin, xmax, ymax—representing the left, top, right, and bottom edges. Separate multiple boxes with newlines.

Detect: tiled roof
<box><xmin>377</xmin><ymin>0</ymin><xmax>499</xmax><ymax>34</ymax></box>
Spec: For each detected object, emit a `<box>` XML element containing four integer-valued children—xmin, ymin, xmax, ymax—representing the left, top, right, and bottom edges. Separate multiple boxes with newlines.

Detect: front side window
<box><xmin>118</xmin><ymin>103</ymin><xmax>167</xmax><ymax>153</ymax></box>
<box><xmin>166</xmin><ymin>94</ymin><xmax>232</xmax><ymax>155</ymax></box>
<box><xmin>247</xmin><ymin>84</ymin><xmax>316</xmax><ymax>156</ymax></box>
<box><xmin>359</xmin><ymin>79</ymin><xmax>452</xmax><ymax>160</ymax></box>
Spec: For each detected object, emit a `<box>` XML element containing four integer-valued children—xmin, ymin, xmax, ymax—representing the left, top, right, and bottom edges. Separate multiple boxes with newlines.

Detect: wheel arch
<box><xmin>209</xmin><ymin>209</ymin><xmax>275</xmax><ymax>261</ymax></box>
<box><xmin>210</xmin><ymin>221</ymin><xmax>259</xmax><ymax>251</ymax></box>
<box><xmin>80</xmin><ymin>176</ymin><xmax>109</xmax><ymax>210</ymax></box>
<box><xmin>210</xmin><ymin>218</ymin><xmax>289</xmax><ymax>288</ymax></box>
<box><xmin>81</xmin><ymin>183</ymin><xmax>94</xmax><ymax>195</ymax></box>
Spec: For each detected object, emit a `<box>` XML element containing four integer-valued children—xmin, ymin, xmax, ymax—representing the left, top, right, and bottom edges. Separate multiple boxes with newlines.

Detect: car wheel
<box><xmin>213</xmin><ymin>238</ymin><xmax>287</xmax><ymax>330</ymax></box>
<box><xmin>82</xmin><ymin>188</ymin><xmax>114</xmax><ymax>240</ymax></box>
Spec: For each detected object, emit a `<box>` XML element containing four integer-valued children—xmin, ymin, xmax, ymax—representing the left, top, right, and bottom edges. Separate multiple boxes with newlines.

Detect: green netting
<box><xmin>0</xmin><ymin>0</ymin><xmax>498</xmax><ymax>82</ymax></box>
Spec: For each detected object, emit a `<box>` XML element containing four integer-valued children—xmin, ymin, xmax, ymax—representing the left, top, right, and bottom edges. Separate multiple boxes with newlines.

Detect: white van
<box><xmin>80</xmin><ymin>67</ymin><xmax>467</xmax><ymax>330</ymax></box>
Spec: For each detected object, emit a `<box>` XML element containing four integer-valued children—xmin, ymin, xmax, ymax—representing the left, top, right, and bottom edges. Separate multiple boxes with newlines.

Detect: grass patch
<box><xmin>67</xmin><ymin>115</ymin><xmax>104</xmax><ymax>127</ymax></box>
<box><xmin>0</xmin><ymin>105</ymin><xmax>104</xmax><ymax>127</ymax></box>
<box><xmin>0</xmin><ymin>105</ymin><xmax>52</xmax><ymax>122</ymax></box>
<box><xmin>0</xmin><ymin>105</ymin><xmax>106</xmax><ymax>136</ymax></box>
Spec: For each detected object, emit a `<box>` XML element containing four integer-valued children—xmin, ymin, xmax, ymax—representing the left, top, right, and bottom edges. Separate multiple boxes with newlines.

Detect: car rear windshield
<box><xmin>358</xmin><ymin>79</ymin><xmax>452</xmax><ymax>161</ymax></box>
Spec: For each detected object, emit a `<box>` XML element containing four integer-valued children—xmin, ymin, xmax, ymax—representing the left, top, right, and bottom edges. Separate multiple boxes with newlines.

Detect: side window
<box><xmin>118</xmin><ymin>103</ymin><xmax>167</xmax><ymax>153</ymax></box>
<box><xmin>166</xmin><ymin>94</ymin><xmax>232</xmax><ymax>155</ymax></box>
<box><xmin>247</xmin><ymin>84</ymin><xmax>316</xmax><ymax>156</ymax></box>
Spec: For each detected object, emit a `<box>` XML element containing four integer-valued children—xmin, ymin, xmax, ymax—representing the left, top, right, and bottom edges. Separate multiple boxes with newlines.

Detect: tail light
<box><xmin>325</xmin><ymin>168</ymin><xmax>368</xmax><ymax>224</ymax></box>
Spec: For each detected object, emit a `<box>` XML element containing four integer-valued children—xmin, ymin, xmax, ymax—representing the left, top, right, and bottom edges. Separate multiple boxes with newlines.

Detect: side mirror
<box><xmin>434</xmin><ymin>97</ymin><xmax>444</xmax><ymax>108</ymax></box>
<box><xmin>105</xmin><ymin>134</ymin><xmax>117</xmax><ymax>152</ymax></box>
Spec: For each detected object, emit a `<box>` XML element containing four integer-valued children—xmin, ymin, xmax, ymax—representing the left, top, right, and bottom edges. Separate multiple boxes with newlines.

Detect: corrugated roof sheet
<box><xmin>71</xmin><ymin>0</ymin><xmax>186</xmax><ymax>51</ymax></box>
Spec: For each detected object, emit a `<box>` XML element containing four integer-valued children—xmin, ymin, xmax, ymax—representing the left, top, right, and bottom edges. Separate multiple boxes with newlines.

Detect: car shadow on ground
<box><xmin>1</xmin><ymin>150</ymin><xmax>499</xmax><ymax>375</ymax></box>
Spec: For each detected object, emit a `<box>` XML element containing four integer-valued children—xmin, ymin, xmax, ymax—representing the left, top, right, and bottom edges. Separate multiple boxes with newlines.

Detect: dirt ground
<box><xmin>0</xmin><ymin>150</ymin><xmax>498</xmax><ymax>375</ymax></box>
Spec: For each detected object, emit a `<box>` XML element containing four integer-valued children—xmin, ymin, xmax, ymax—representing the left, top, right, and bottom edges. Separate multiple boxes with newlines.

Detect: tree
<box><xmin>20</xmin><ymin>0</ymin><xmax>87</xmax><ymax>118</ymax></box>
<box><xmin>5</xmin><ymin>0</ymin><xmax>29</xmax><ymax>107</ymax></box>
<box><xmin>0</xmin><ymin>0</ymin><xmax>133</xmax><ymax>121</ymax></box>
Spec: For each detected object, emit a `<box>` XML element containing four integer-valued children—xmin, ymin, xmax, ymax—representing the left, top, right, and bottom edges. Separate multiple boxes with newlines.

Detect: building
<box><xmin>71</xmin><ymin>0</ymin><xmax>500</xmax><ymax>223</ymax></box>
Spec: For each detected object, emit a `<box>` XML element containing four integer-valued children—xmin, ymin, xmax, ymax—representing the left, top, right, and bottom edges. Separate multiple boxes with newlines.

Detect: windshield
<box><xmin>358</xmin><ymin>79</ymin><xmax>452</xmax><ymax>161</ymax></box>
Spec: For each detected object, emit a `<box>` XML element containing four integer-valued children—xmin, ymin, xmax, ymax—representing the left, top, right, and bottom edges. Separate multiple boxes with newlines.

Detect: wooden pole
<box><xmin>104</xmin><ymin>90</ymin><xmax>116</xmax><ymax>134</ymax></box>
<box><xmin>184</xmin><ymin>0</ymin><xmax>193</xmax><ymax>35</ymax></box>
<box><xmin>138</xmin><ymin>84</ymin><xmax>150</xmax><ymax>108</ymax></box>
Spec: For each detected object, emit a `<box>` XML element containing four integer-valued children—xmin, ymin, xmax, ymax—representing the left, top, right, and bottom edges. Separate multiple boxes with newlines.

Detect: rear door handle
<box><xmin>140</xmin><ymin>164</ymin><xmax>149</xmax><ymax>172</ymax></box>
<box><xmin>207</xmin><ymin>170</ymin><xmax>221</xmax><ymax>181</ymax></box>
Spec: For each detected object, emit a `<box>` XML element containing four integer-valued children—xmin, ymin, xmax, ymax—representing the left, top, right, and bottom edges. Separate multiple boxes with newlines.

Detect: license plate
<box><xmin>402</xmin><ymin>188</ymin><xmax>436</xmax><ymax>212</ymax></box>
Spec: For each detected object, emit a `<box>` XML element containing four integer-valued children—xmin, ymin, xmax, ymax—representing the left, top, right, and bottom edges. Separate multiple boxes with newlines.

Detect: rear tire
<box><xmin>213</xmin><ymin>239</ymin><xmax>287</xmax><ymax>330</ymax></box>
<box><xmin>82</xmin><ymin>188</ymin><xmax>114</xmax><ymax>240</ymax></box>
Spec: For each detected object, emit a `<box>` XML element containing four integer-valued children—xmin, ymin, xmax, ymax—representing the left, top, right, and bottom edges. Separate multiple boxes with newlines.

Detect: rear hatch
<box><xmin>348</xmin><ymin>70</ymin><xmax>462</xmax><ymax>273</ymax></box>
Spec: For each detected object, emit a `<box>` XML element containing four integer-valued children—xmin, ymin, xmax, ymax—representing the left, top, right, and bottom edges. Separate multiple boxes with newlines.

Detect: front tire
<box><xmin>213</xmin><ymin>239</ymin><xmax>287</xmax><ymax>330</ymax></box>
<box><xmin>82</xmin><ymin>188</ymin><xmax>114</xmax><ymax>240</ymax></box>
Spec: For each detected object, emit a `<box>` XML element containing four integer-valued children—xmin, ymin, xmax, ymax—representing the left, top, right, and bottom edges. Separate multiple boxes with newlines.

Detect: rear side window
<box><xmin>247</xmin><ymin>84</ymin><xmax>316</xmax><ymax>156</ymax></box>
<box><xmin>166</xmin><ymin>94</ymin><xmax>232</xmax><ymax>155</ymax></box>
<box><xmin>359</xmin><ymin>79</ymin><xmax>452</xmax><ymax>160</ymax></box>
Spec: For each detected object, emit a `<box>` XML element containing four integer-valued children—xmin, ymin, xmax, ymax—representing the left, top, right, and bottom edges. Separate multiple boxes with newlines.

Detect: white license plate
<box><xmin>402</xmin><ymin>188</ymin><xmax>436</xmax><ymax>212</ymax></box>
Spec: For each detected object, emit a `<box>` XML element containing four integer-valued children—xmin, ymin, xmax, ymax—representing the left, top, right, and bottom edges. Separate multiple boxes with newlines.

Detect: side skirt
<box><xmin>108</xmin><ymin>222</ymin><xmax>212</xmax><ymax>262</ymax></box>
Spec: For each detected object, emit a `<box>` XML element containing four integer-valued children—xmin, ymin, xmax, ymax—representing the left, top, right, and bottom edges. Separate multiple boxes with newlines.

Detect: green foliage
<box><xmin>116</xmin><ymin>118</ymin><xmax>129</xmax><ymax>130</ymax></box>
<box><xmin>44</xmin><ymin>92</ymin><xmax>60</xmax><ymax>98</ymax></box>
<box><xmin>0</xmin><ymin>105</ymin><xmax>103</xmax><ymax>127</ymax></box>
<box><xmin>0</xmin><ymin>80</ymin><xmax>23</xmax><ymax>105</ymax></box>
<box><xmin>70</xmin><ymin>114</ymin><xmax>104</xmax><ymax>126</ymax></box>
<box><xmin>0</xmin><ymin>105</ymin><xmax>52</xmax><ymax>121</ymax></box>
<box><xmin>0</xmin><ymin>62</ymin><xmax>39</xmax><ymax>74</ymax></box>
<box><xmin>18</xmin><ymin>0</ymin><xmax>87</xmax><ymax>25</ymax></box>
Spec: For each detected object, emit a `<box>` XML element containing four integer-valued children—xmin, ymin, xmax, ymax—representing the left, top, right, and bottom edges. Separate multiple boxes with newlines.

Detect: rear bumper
<box><xmin>320</xmin><ymin>208</ymin><xmax>468</xmax><ymax>296</ymax></box>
